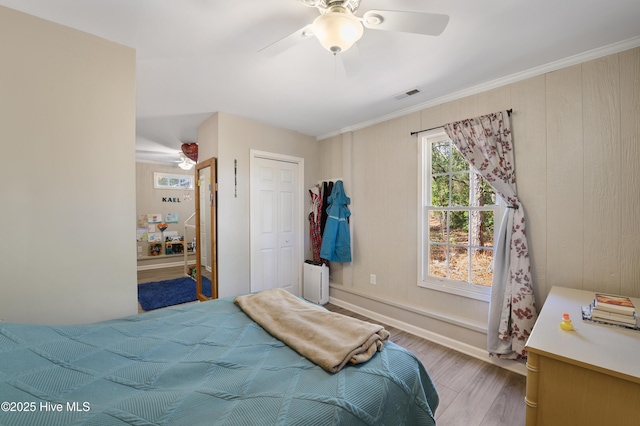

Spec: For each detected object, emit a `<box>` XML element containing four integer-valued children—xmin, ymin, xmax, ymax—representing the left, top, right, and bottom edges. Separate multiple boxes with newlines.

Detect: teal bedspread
<box><xmin>0</xmin><ymin>296</ymin><xmax>438</xmax><ymax>425</ymax></box>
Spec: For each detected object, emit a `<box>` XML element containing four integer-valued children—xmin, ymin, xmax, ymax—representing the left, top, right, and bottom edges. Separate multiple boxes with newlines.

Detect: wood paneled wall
<box><xmin>321</xmin><ymin>47</ymin><xmax>640</xmax><ymax>327</ymax></box>
<box><xmin>540</xmin><ymin>50</ymin><xmax>640</xmax><ymax>302</ymax></box>
<box><xmin>619</xmin><ymin>48</ymin><xmax>640</xmax><ymax>299</ymax></box>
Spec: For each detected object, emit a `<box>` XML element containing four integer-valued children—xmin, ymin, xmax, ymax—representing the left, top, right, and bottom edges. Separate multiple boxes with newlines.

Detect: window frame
<box><xmin>153</xmin><ymin>172</ymin><xmax>194</xmax><ymax>190</ymax></box>
<box><xmin>417</xmin><ymin>130</ymin><xmax>503</xmax><ymax>302</ymax></box>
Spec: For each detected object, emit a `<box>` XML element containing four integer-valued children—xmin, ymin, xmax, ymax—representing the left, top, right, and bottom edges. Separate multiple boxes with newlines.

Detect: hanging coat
<box><xmin>320</xmin><ymin>180</ymin><xmax>352</xmax><ymax>262</ymax></box>
<box><xmin>320</xmin><ymin>181</ymin><xmax>333</xmax><ymax>236</ymax></box>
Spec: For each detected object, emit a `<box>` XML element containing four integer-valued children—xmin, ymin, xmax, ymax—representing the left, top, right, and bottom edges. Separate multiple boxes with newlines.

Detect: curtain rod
<box><xmin>410</xmin><ymin>109</ymin><xmax>512</xmax><ymax>137</ymax></box>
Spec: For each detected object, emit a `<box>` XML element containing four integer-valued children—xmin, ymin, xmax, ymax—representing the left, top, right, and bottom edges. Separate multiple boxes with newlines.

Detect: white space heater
<box><xmin>303</xmin><ymin>261</ymin><xmax>329</xmax><ymax>305</ymax></box>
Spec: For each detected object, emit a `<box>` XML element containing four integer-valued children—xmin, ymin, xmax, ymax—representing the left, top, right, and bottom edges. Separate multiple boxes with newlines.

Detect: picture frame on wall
<box><xmin>137</xmin><ymin>215</ymin><xmax>148</xmax><ymax>227</ymax></box>
<box><xmin>147</xmin><ymin>214</ymin><xmax>162</xmax><ymax>223</ymax></box>
<box><xmin>136</xmin><ymin>227</ymin><xmax>147</xmax><ymax>241</ymax></box>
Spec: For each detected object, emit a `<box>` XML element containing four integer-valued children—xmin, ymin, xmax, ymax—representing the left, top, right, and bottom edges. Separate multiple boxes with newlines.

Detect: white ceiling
<box><xmin>3</xmin><ymin>0</ymin><xmax>640</xmax><ymax>165</ymax></box>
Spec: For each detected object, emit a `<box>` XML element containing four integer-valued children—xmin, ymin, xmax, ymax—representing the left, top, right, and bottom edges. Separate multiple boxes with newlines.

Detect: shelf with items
<box><xmin>137</xmin><ymin>239</ymin><xmax>196</xmax><ymax>259</ymax></box>
<box><xmin>137</xmin><ymin>252</ymin><xmax>196</xmax><ymax>261</ymax></box>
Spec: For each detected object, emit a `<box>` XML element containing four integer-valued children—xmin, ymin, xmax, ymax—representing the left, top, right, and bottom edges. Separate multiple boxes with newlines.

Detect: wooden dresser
<box><xmin>525</xmin><ymin>286</ymin><xmax>640</xmax><ymax>426</ymax></box>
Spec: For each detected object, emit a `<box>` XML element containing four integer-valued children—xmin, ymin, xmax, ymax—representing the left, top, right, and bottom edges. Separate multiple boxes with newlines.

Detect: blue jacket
<box><xmin>320</xmin><ymin>181</ymin><xmax>352</xmax><ymax>262</ymax></box>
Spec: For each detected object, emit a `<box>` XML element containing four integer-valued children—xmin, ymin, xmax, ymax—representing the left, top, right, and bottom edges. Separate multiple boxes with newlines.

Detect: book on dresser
<box><xmin>590</xmin><ymin>308</ymin><xmax>637</xmax><ymax>325</ymax></box>
<box><xmin>594</xmin><ymin>293</ymin><xmax>636</xmax><ymax>315</ymax></box>
<box><xmin>581</xmin><ymin>292</ymin><xmax>638</xmax><ymax>330</ymax></box>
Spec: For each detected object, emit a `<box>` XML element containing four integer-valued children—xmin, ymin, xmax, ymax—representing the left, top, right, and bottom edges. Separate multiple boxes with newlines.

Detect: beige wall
<box><xmin>135</xmin><ymin>162</ymin><xmax>197</xmax><ymax>269</ymax></box>
<box><xmin>197</xmin><ymin>112</ymin><xmax>219</xmax><ymax>161</ymax></box>
<box><xmin>0</xmin><ymin>6</ymin><xmax>137</xmax><ymax>324</ymax></box>
<box><xmin>323</xmin><ymin>47</ymin><xmax>640</xmax><ymax>350</ymax></box>
<box><xmin>198</xmin><ymin>112</ymin><xmax>319</xmax><ymax>298</ymax></box>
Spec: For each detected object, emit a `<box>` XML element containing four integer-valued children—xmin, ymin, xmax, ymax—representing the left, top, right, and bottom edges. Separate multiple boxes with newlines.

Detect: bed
<box><xmin>0</xmin><ymin>294</ymin><xmax>438</xmax><ymax>425</ymax></box>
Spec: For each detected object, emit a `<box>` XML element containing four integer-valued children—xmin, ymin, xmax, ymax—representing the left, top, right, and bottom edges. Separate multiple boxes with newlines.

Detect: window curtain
<box><xmin>443</xmin><ymin>110</ymin><xmax>537</xmax><ymax>359</ymax></box>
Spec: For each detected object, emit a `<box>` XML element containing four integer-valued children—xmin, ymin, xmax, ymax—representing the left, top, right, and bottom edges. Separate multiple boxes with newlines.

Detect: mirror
<box><xmin>195</xmin><ymin>158</ymin><xmax>218</xmax><ymax>300</ymax></box>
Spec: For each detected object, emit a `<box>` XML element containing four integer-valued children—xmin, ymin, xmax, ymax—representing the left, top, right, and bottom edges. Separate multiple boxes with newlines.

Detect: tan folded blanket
<box><xmin>234</xmin><ymin>288</ymin><xmax>390</xmax><ymax>373</ymax></box>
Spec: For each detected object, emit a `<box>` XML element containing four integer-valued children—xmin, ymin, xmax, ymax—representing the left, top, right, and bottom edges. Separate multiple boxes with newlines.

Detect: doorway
<box><xmin>249</xmin><ymin>150</ymin><xmax>304</xmax><ymax>296</ymax></box>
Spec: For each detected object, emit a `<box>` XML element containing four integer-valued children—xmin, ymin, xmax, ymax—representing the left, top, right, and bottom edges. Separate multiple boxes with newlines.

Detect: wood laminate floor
<box><xmin>137</xmin><ymin>266</ymin><xmax>527</xmax><ymax>426</ymax></box>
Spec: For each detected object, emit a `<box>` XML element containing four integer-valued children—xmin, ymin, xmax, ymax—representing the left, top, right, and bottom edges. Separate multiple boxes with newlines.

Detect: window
<box><xmin>154</xmin><ymin>172</ymin><xmax>194</xmax><ymax>190</ymax></box>
<box><xmin>418</xmin><ymin>131</ymin><xmax>502</xmax><ymax>301</ymax></box>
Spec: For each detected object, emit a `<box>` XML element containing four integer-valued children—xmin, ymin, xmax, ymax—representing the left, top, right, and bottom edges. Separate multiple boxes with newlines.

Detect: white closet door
<box><xmin>250</xmin><ymin>156</ymin><xmax>300</xmax><ymax>295</ymax></box>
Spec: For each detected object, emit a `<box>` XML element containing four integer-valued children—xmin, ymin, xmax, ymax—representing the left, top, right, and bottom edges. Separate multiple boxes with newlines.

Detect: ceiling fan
<box><xmin>173</xmin><ymin>152</ymin><xmax>196</xmax><ymax>170</ymax></box>
<box><xmin>260</xmin><ymin>0</ymin><xmax>449</xmax><ymax>56</ymax></box>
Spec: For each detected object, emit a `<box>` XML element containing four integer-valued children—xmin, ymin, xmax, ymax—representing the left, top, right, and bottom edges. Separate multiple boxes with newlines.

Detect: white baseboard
<box><xmin>137</xmin><ymin>260</ymin><xmax>196</xmax><ymax>271</ymax></box>
<box><xmin>329</xmin><ymin>296</ymin><xmax>527</xmax><ymax>376</ymax></box>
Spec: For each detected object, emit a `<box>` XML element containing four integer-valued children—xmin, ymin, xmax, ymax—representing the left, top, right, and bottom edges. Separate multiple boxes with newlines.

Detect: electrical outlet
<box><xmin>137</xmin><ymin>246</ymin><xmax>142</xmax><ymax>253</ymax></box>
<box><xmin>370</xmin><ymin>274</ymin><xmax>376</xmax><ymax>285</ymax></box>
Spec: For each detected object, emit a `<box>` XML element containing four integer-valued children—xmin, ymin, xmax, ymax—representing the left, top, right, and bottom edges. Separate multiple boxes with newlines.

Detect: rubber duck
<box><xmin>559</xmin><ymin>313</ymin><xmax>574</xmax><ymax>331</ymax></box>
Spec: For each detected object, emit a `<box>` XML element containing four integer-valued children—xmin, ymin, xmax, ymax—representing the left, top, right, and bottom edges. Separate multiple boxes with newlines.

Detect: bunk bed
<box><xmin>0</xmin><ymin>293</ymin><xmax>438</xmax><ymax>425</ymax></box>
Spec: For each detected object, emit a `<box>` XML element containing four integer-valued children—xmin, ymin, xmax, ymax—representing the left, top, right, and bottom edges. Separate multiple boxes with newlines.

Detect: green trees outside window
<box><xmin>428</xmin><ymin>140</ymin><xmax>498</xmax><ymax>287</ymax></box>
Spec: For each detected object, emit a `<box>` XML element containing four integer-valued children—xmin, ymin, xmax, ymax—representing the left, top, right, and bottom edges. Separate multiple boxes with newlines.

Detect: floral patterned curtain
<box><xmin>443</xmin><ymin>110</ymin><xmax>537</xmax><ymax>359</ymax></box>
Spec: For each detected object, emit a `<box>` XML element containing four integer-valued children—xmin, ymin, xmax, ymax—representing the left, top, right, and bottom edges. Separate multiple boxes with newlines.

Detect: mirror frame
<box><xmin>195</xmin><ymin>158</ymin><xmax>218</xmax><ymax>301</ymax></box>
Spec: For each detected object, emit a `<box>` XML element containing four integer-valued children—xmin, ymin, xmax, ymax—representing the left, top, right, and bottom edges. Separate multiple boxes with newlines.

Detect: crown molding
<box><xmin>317</xmin><ymin>36</ymin><xmax>640</xmax><ymax>141</ymax></box>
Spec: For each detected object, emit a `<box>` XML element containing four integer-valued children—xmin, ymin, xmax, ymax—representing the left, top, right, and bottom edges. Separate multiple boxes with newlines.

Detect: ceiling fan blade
<box><xmin>338</xmin><ymin>42</ymin><xmax>361</xmax><ymax>77</ymax></box>
<box><xmin>362</xmin><ymin>10</ymin><xmax>449</xmax><ymax>36</ymax></box>
<box><xmin>258</xmin><ymin>24</ymin><xmax>315</xmax><ymax>57</ymax></box>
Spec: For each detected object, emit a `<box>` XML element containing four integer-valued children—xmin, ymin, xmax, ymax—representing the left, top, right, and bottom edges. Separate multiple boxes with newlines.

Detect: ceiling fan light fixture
<box><xmin>178</xmin><ymin>157</ymin><xmax>195</xmax><ymax>170</ymax></box>
<box><xmin>312</xmin><ymin>10</ymin><xmax>363</xmax><ymax>54</ymax></box>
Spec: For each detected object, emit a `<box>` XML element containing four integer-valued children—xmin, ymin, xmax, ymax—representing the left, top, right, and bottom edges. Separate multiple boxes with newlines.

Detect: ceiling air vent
<box><xmin>393</xmin><ymin>87</ymin><xmax>421</xmax><ymax>100</ymax></box>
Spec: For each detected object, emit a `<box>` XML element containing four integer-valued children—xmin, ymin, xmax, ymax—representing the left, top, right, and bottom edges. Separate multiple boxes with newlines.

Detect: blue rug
<box><xmin>138</xmin><ymin>276</ymin><xmax>213</xmax><ymax>311</ymax></box>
